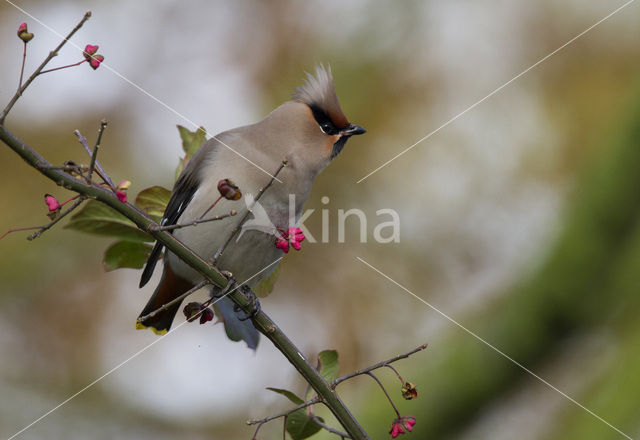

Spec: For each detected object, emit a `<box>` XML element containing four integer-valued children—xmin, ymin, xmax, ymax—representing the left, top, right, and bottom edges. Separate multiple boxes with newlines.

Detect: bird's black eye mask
<box><xmin>309</xmin><ymin>104</ymin><xmax>340</xmax><ymax>135</ymax></box>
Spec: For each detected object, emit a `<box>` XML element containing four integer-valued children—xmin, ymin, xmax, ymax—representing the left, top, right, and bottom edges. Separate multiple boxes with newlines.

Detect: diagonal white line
<box><xmin>356</xmin><ymin>0</ymin><xmax>637</xmax><ymax>183</ymax></box>
<box><xmin>6</xmin><ymin>257</ymin><xmax>282</xmax><ymax>440</ymax></box>
<box><xmin>3</xmin><ymin>0</ymin><xmax>282</xmax><ymax>183</ymax></box>
<box><xmin>355</xmin><ymin>256</ymin><xmax>634</xmax><ymax>440</ymax></box>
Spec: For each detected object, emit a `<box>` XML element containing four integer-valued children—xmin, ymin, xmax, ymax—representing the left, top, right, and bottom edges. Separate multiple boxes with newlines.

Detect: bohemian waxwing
<box><xmin>137</xmin><ymin>65</ymin><xmax>365</xmax><ymax>348</ymax></box>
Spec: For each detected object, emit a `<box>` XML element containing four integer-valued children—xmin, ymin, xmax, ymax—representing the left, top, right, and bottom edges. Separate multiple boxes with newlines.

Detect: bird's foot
<box><xmin>234</xmin><ymin>285</ymin><xmax>261</xmax><ymax>321</ymax></box>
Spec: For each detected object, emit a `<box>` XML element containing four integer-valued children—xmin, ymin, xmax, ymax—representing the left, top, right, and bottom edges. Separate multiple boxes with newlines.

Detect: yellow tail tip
<box><xmin>135</xmin><ymin>321</ymin><xmax>168</xmax><ymax>335</ymax></box>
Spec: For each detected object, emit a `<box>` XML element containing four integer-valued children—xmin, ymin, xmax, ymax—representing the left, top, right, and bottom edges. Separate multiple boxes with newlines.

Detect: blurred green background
<box><xmin>1</xmin><ymin>1</ymin><xmax>640</xmax><ymax>439</ymax></box>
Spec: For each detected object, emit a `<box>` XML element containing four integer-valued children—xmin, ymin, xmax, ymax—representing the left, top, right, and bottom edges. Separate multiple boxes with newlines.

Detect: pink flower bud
<box><xmin>275</xmin><ymin>238</ymin><xmax>289</xmax><ymax>253</ymax></box>
<box><xmin>44</xmin><ymin>194</ymin><xmax>60</xmax><ymax>212</ymax></box>
<box><xmin>83</xmin><ymin>44</ymin><xmax>99</xmax><ymax>60</ymax></box>
<box><xmin>402</xmin><ymin>416</ymin><xmax>416</xmax><ymax>432</ymax></box>
<box><xmin>17</xmin><ymin>22</ymin><xmax>34</xmax><ymax>43</ymax></box>
<box><xmin>217</xmin><ymin>178</ymin><xmax>242</xmax><ymax>201</ymax></box>
<box><xmin>116</xmin><ymin>189</ymin><xmax>127</xmax><ymax>203</ymax></box>
<box><xmin>89</xmin><ymin>54</ymin><xmax>104</xmax><ymax>70</ymax></box>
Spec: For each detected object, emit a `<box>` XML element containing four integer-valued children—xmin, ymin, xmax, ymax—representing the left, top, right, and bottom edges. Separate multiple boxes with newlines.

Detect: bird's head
<box><xmin>291</xmin><ymin>65</ymin><xmax>365</xmax><ymax>163</ymax></box>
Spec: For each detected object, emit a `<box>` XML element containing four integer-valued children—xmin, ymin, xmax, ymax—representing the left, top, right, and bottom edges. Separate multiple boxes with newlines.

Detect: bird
<box><xmin>137</xmin><ymin>65</ymin><xmax>365</xmax><ymax>348</ymax></box>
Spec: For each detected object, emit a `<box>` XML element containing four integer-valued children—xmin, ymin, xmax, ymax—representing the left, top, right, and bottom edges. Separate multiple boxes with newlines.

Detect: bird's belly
<box><xmin>168</xmin><ymin>222</ymin><xmax>282</xmax><ymax>287</ymax></box>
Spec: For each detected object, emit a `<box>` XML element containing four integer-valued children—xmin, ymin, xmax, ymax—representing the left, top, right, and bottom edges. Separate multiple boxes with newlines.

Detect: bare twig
<box><xmin>212</xmin><ymin>158</ymin><xmax>287</xmax><ymax>264</ymax></box>
<box><xmin>136</xmin><ymin>280</ymin><xmax>209</xmax><ymax>324</ymax></box>
<box><xmin>312</xmin><ymin>415</ymin><xmax>351</xmax><ymax>439</ymax></box>
<box><xmin>384</xmin><ymin>364</ymin><xmax>405</xmax><ymax>384</ymax></box>
<box><xmin>74</xmin><ymin>129</ymin><xmax>117</xmax><ymax>190</ymax></box>
<box><xmin>28</xmin><ymin>197</ymin><xmax>86</xmax><ymax>240</ymax></box>
<box><xmin>149</xmin><ymin>210</ymin><xmax>237</xmax><ymax>232</ymax></box>
<box><xmin>199</xmin><ymin>195</ymin><xmax>223</xmax><ymax>220</ymax></box>
<box><xmin>332</xmin><ymin>344</ymin><xmax>428</xmax><ymax>387</ymax></box>
<box><xmin>39</xmin><ymin>59</ymin><xmax>86</xmax><ymax>75</ymax></box>
<box><xmin>87</xmin><ymin>119</ymin><xmax>108</xmax><ymax>181</ymax></box>
<box><xmin>18</xmin><ymin>42</ymin><xmax>27</xmax><ymax>90</ymax></box>
<box><xmin>247</xmin><ymin>397</ymin><xmax>321</xmax><ymax>426</ymax></box>
<box><xmin>0</xmin><ymin>11</ymin><xmax>92</xmax><ymax>125</ymax></box>
<box><xmin>282</xmin><ymin>415</ymin><xmax>287</xmax><ymax>440</ymax></box>
<box><xmin>1</xmin><ymin>226</ymin><xmax>42</xmax><ymax>241</ymax></box>
<box><xmin>251</xmin><ymin>421</ymin><xmax>265</xmax><ymax>439</ymax></box>
<box><xmin>366</xmin><ymin>372</ymin><xmax>400</xmax><ymax>418</ymax></box>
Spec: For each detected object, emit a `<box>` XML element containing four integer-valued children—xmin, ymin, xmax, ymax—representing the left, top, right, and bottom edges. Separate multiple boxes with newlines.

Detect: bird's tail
<box><xmin>136</xmin><ymin>263</ymin><xmax>194</xmax><ymax>335</ymax></box>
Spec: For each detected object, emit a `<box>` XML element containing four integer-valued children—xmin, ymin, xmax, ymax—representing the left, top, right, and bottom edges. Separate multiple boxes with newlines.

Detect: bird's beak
<box><xmin>340</xmin><ymin>124</ymin><xmax>366</xmax><ymax>137</ymax></box>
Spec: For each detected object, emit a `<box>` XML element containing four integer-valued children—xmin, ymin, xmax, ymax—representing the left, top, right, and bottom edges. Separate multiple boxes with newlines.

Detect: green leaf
<box><xmin>254</xmin><ymin>264</ymin><xmax>281</xmax><ymax>298</ymax></box>
<box><xmin>177</xmin><ymin>125</ymin><xmax>207</xmax><ymax>157</ymax></box>
<box><xmin>286</xmin><ymin>409</ymin><xmax>323</xmax><ymax>440</ymax></box>
<box><xmin>64</xmin><ymin>200</ymin><xmax>151</xmax><ymax>242</ymax></box>
<box><xmin>135</xmin><ymin>186</ymin><xmax>171</xmax><ymax>222</ymax></box>
<box><xmin>103</xmin><ymin>241</ymin><xmax>153</xmax><ymax>271</ymax></box>
<box><xmin>266</xmin><ymin>387</ymin><xmax>304</xmax><ymax>405</ymax></box>
<box><xmin>306</xmin><ymin>350</ymin><xmax>340</xmax><ymax>402</ymax></box>
<box><xmin>317</xmin><ymin>350</ymin><xmax>339</xmax><ymax>383</ymax></box>
<box><xmin>176</xmin><ymin>125</ymin><xmax>207</xmax><ymax>179</ymax></box>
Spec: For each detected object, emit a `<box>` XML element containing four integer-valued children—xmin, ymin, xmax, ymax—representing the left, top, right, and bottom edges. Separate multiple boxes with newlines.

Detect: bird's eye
<box><xmin>320</xmin><ymin>122</ymin><xmax>333</xmax><ymax>134</ymax></box>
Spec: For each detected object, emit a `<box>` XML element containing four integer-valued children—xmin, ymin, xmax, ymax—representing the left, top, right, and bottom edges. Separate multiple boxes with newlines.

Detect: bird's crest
<box><xmin>293</xmin><ymin>64</ymin><xmax>349</xmax><ymax>129</ymax></box>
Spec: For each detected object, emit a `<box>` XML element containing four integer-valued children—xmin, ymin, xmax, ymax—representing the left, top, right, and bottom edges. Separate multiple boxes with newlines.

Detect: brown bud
<box><xmin>401</xmin><ymin>382</ymin><xmax>418</xmax><ymax>400</ymax></box>
<box><xmin>217</xmin><ymin>178</ymin><xmax>242</xmax><ymax>200</ymax></box>
<box><xmin>183</xmin><ymin>302</ymin><xmax>202</xmax><ymax>322</ymax></box>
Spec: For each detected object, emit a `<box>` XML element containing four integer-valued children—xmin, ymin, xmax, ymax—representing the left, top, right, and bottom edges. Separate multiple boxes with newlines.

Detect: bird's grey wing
<box><xmin>139</xmin><ymin>142</ymin><xmax>215</xmax><ymax>288</ymax></box>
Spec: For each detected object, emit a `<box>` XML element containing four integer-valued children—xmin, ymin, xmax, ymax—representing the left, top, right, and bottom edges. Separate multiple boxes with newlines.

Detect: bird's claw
<box><xmin>234</xmin><ymin>285</ymin><xmax>261</xmax><ymax>321</ymax></box>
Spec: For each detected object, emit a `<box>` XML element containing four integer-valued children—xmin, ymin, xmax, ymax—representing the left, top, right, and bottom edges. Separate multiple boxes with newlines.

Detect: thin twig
<box><xmin>212</xmin><ymin>158</ymin><xmax>287</xmax><ymax>264</ymax></box>
<box><xmin>18</xmin><ymin>42</ymin><xmax>27</xmax><ymax>90</ymax></box>
<box><xmin>199</xmin><ymin>195</ymin><xmax>223</xmax><ymax>220</ymax></box>
<box><xmin>312</xmin><ymin>415</ymin><xmax>351</xmax><ymax>439</ymax></box>
<box><xmin>283</xmin><ymin>415</ymin><xmax>287</xmax><ymax>440</ymax></box>
<box><xmin>384</xmin><ymin>364</ymin><xmax>405</xmax><ymax>384</ymax></box>
<box><xmin>87</xmin><ymin>119</ymin><xmax>108</xmax><ymax>181</ymax></box>
<box><xmin>332</xmin><ymin>344</ymin><xmax>427</xmax><ymax>387</ymax></box>
<box><xmin>251</xmin><ymin>421</ymin><xmax>265</xmax><ymax>439</ymax></box>
<box><xmin>150</xmin><ymin>210</ymin><xmax>237</xmax><ymax>232</ymax></box>
<box><xmin>74</xmin><ymin>129</ymin><xmax>116</xmax><ymax>190</ymax></box>
<box><xmin>136</xmin><ymin>280</ymin><xmax>209</xmax><ymax>324</ymax></box>
<box><xmin>366</xmin><ymin>372</ymin><xmax>400</xmax><ymax>418</ymax></box>
<box><xmin>0</xmin><ymin>11</ymin><xmax>92</xmax><ymax>125</ymax></box>
<box><xmin>27</xmin><ymin>197</ymin><xmax>86</xmax><ymax>241</ymax></box>
<box><xmin>39</xmin><ymin>59</ymin><xmax>86</xmax><ymax>75</ymax></box>
<box><xmin>247</xmin><ymin>397</ymin><xmax>321</xmax><ymax>426</ymax></box>
<box><xmin>1</xmin><ymin>226</ymin><xmax>42</xmax><ymax>241</ymax></box>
